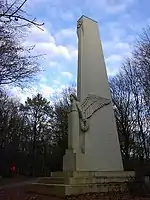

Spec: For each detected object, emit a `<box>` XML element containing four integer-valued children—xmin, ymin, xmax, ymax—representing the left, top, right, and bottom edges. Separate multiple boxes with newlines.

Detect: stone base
<box><xmin>28</xmin><ymin>171</ymin><xmax>135</xmax><ymax>197</ymax></box>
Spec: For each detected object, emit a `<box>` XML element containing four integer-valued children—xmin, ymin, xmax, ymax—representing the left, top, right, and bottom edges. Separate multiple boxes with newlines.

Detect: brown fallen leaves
<box><xmin>66</xmin><ymin>192</ymin><xmax>150</xmax><ymax>200</ymax></box>
<box><xmin>0</xmin><ymin>188</ymin><xmax>150</xmax><ymax>200</ymax></box>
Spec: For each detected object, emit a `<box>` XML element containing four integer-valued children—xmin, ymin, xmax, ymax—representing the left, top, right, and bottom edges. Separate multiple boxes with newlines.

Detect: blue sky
<box><xmin>11</xmin><ymin>0</ymin><xmax>150</xmax><ymax>101</ymax></box>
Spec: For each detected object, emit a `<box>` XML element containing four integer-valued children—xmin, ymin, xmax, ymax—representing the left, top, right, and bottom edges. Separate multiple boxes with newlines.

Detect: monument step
<box><xmin>51</xmin><ymin>171</ymin><xmax>134</xmax><ymax>178</ymax></box>
<box><xmin>70</xmin><ymin>171</ymin><xmax>135</xmax><ymax>178</ymax></box>
<box><xmin>37</xmin><ymin>177</ymin><xmax>65</xmax><ymax>184</ymax></box>
<box><xmin>27</xmin><ymin>182</ymin><xmax>127</xmax><ymax>197</ymax></box>
<box><xmin>68</xmin><ymin>176</ymin><xmax>130</xmax><ymax>185</ymax></box>
<box><xmin>36</xmin><ymin>173</ymin><xmax>132</xmax><ymax>185</ymax></box>
<box><xmin>66</xmin><ymin>182</ymin><xmax>127</xmax><ymax>195</ymax></box>
<box><xmin>26</xmin><ymin>183</ymin><xmax>65</xmax><ymax>197</ymax></box>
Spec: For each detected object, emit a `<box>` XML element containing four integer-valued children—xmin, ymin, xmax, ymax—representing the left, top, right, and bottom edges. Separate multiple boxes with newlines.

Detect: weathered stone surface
<box><xmin>63</xmin><ymin>15</ymin><xmax>123</xmax><ymax>172</ymax></box>
<box><xmin>31</xmin><ymin>170</ymin><xmax>135</xmax><ymax>196</ymax></box>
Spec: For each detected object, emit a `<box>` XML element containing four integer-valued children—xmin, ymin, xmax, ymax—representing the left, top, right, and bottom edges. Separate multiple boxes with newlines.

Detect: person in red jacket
<box><xmin>10</xmin><ymin>162</ymin><xmax>16</xmax><ymax>177</ymax></box>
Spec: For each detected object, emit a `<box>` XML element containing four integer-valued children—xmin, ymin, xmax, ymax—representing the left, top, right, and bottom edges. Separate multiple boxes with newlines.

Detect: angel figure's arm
<box><xmin>76</xmin><ymin>101</ymin><xmax>84</xmax><ymax>119</ymax></box>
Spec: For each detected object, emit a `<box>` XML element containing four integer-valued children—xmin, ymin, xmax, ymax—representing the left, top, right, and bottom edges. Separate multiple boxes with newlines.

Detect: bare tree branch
<box><xmin>0</xmin><ymin>0</ymin><xmax>44</xmax><ymax>29</ymax></box>
<box><xmin>0</xmin><ymin>25</ymin><xmax>42</xmax><ymax>87</ymax></box>
<box><xmin>11</xmin><ymin>0</ymin><xmax>27</xmax><ymax>16</ymax></box>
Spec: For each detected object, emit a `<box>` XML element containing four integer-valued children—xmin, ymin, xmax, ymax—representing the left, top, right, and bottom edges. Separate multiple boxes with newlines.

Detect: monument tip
<box><xmin>78</xmin><ymin>15</ymin><xmax>98</xmax><ymax>23</ymax></box>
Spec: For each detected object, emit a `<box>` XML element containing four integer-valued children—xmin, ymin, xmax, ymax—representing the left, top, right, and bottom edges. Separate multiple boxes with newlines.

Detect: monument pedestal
<box><xmin>63</xmin><ymin>149</ymin><xmax>87</xmax><ymax>172</ymax></box>
<box><xmin>62</xmin><ymin>148</ymin><xmax>135</xmax><ymax>195</ymax></box>
<box><xmin>28</xmin><ymin>170</ymin><xmax>134</xmax><ymax>197</ymax></box>
<box><xmin>63</xmin><ymin>170</ymin><xmax>135</xmax><ymax>195</ymax></box>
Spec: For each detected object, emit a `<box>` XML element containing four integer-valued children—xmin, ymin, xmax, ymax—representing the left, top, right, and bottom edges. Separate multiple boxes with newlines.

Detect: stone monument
<box><xmin>63</xmin><ymin>15</ymin><xmax>123</xmax><ymax>172</ymax></box>
<box><xmin>30</xmin><ymin>16</ymin><xmax>134</xmax><ymax>197</ymax></box>
<box><xmin>62</xmin><ymin>15</ymin><xmax>134</xmax><ymax>195</ymax></box>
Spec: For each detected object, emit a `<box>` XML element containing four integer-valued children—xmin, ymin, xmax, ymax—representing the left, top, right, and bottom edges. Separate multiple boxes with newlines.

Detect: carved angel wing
<box><xmin>81</xmin><ymin>94</ymin><xmax>111</xmax><ymax>119</ymax></box>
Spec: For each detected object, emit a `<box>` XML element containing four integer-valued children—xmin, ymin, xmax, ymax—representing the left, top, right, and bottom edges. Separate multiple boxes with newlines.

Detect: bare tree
<box><xmin>0</xmin><ymin>25</ymin><xmax>41</xmax><ymax>87</ymax></box>
<box><xmin>21</xmin><ymin>93</ymin><xmax>53</xmax><ymax>175</ymax></box>
<box><xmin>110</xmin><ymin>73</ymin><xmax>135</xmax><ymax>161</ymax></box>
<box><xmin>133</xmin><ymin>27</ymin><xmax>150</xmax><ymax>107</ymax></box>
<box><xmin>0</xmin><ymin>0</ymin><xmax>44</xmax><ymax>29</ymax></box>
<box><xmin>0</xmin><ymin>0</ymin><xmax>44</xmax><ymax>88</ymax></box>
<box><xmin>110</xmin><ymin>26</ymin><xmax>150</xmax><ymax>165</ymax></box>
<box><xmin>122</xmin><ymin>58</ymin><xmax>149</xmax><ymax>160</ymax></box>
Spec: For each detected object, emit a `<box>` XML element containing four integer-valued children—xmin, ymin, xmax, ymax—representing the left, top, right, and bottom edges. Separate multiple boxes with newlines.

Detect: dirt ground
<box><xmin>0</xmin><ymin>176</ymin><xmax>31</xmax><ymax>187</ymax></box>
<box><xmin>0</xmin><ymin>187</ymin><xmax>150</xmax><ymax>200</ymax></box>
<box><xmin>0</xmin><ymin>187</ymin><xmax>62</xmax><ymax>200</ymax></box>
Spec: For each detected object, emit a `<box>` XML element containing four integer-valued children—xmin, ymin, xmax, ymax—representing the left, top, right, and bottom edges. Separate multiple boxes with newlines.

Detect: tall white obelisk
<box><xmin>76</xmin><ymin>16</ymin><xmax>123</xmax><ymax>171</ymax></box>
<box><xmin>31</xmin><ymin>16</ymin><xmax>134</xmax><ymax>197</ymax></box>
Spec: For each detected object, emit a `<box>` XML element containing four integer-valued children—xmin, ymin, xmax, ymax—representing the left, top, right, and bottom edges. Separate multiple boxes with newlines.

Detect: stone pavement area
<box><xmin>0</xmin><ymin>186</ymin><xmax>150</xmax><ymax>200</ymax></box>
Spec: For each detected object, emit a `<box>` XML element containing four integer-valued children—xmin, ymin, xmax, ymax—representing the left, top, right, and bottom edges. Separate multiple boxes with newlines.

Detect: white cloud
<box><xmin>49</xmin><ymin>43</ymin><xmax>71</xmax><ymax>59</ymax></box>
<box><xmin>89</xmin><ymin>0</ymin><xmax>134</xmax><ymax>14</ymax></box>
<box><xmin>106</xmin><ymin>54</ymin><xmax>122</xmax><ymax>64</ymax></box>
<box><xmin>53</xmin><ymin>84</ymin><xmax>69</xmax><ymax>95</ymax></box>
<box><xmin>39</xmin><ymin>84</ymin><xmax>55</xmax><ymax>98</ymax></box>
<box><xmin>37</xmin><ymin>73</ymin><xmax>49</xmax><ymax>83</ymax></box>
<box><xmin>114</xmin><ymin>42</ymin><xmax>130</xmax><ymax>52</ymax></box>
<box><xmin>61</xmin><ymin>12</ymin><xmax>75</xmax><ymax>21</ymax></box>
<box><xmin>105</xmin><ymin>54</ymin><xmax>123</xmax><ymax>76</ymax></box>
<box><xmin>8</xmin><ymin>87</ymin><xmax>39</xmax><ymax>103</ymax></box>
<box><xmin>11</xmin><ymin>0</ymin><xmax>141</xmax><ymax>101</ymax></box>
<box><xmin>29</xmin><ymin>41</ymin><xmax>71</xmax><ymax>60</ymax></box>
<box><xmin>101</xmin><ymin>19</ymin><xmax>134</xmax><ymax>75</ymax></box>
<box><xmin>102</xmin><ymin>39</ymin><xmax>133</xmax><ymax>76</ymax></box>
<box><xmin>8</xmin><ymin>81</ymin><xmax>72</xmax><ymax>103</ymax></box>
<box><xmin>27</xmin><ymin>26</ymin><xmax>55</xmax><ymax>44</ymax></box>
<box><xmin>56</xmin><ymin>28</ymin><xmax>76</xmax><ymax>39</ymax></box>
<box><xmin>49</xmin><ymin>61</ymin><xmax>60</xmax><ymax>68</ymax></box>
<box><xmin>9</xmin><ymin>84</ymin><xmax>55</xmax><ymax>103</ymax></box>
<box><xmin>68</xmin><ymin>47</ymin><xmax>78</xmax><ymax>60</ymax></box>
<box><xmin>25</xmin><ymin>26</ymin><xmax>77</xmax><ymax>61</ymax></box>
<box><xmin>103</xmin><ymin>40</ymin><xmax>131</xmax><ymax>75</ymax></box>
<box><xmin>27</xmin><ymin>0</ymin><xmax>134</xmax><ymax>16</ymax></box>
<box><xmin>61</xmin><ymin>71</ymin><xmax>73</xmax><ymax>79</ymax></box>
<box><xmin>107</xmin><ymin>67</ymin><xmax>120</xmax><ymax>77</ymax></box>
<box><xmin>55</xmin><ymin>28</ymin><xmax>76</xmax><ymax>44</ymax></box>
<box><xmin>53</xmin><ymin>80</ymin><xmax>60</xmax><ymax>85</ymax></box>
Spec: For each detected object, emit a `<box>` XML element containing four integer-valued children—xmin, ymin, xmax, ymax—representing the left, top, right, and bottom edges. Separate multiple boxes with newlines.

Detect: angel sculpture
<box><xmin>69</xmin><ymin>93</ymin><xmax>111</xmax><ymax>153</ymax></box>
<box><xmin>70</xmin><ymin>94</ymin><xmax>89</xmax><ymax>133</ymax></box>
